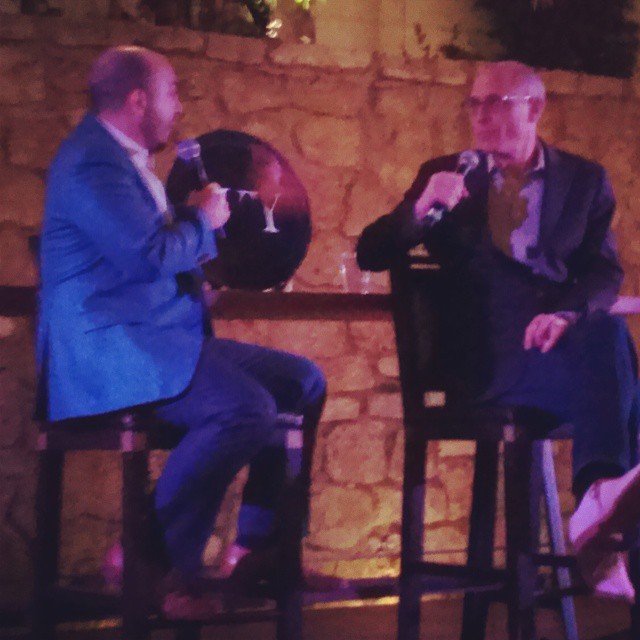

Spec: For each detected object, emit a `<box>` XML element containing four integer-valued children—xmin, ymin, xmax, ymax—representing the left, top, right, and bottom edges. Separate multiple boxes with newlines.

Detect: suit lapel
<box><xmin>85</xmin><ymin>114</ymin><xmax>163</xmax><ymax>217</ymax></box>
<box><xmin>461</xmin><ymin>151</ymin><xmax>492</xmax><ymax>227</ymax></box>
<box><xmin>538</xmin><ymin>143</ymin><xmax>576</xmax><ymax>248</ymax></box>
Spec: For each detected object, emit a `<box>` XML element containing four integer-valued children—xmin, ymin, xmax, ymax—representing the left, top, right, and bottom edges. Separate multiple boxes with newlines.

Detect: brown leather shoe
<box><xmin>161</xmin><ymin>589</ymin><xmax>225</xmax><ymax>621</ymax></box>
<box><xmin>228</xmin><ymin>547</ymin><xmax>348</xmax><ymax>595</ymax></box>
<box><xmin>157</xmin><ymin>568</ymin><xmax>230</xmax><ymax>620</ymax></box>
<box><xmin>303</xmin><ymin>571</ymin><xmax>349</xmax><ymax>592</ymax></box>
<box><xmin>210</xmin><ymin>542</ymin><xmax>252</xmax><ymax>578</ymax></box>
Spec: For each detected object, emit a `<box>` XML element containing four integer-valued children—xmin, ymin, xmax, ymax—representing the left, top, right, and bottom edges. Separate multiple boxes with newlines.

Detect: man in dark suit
<box><xmin>358</xmin><ymin>60</ymin><xmax>640</xmax><ymax>601</ymax></box>
<box><xmin>38</xmin><ymin>45</ymin><xmax>326</xmax><ymax>618</ymax></box>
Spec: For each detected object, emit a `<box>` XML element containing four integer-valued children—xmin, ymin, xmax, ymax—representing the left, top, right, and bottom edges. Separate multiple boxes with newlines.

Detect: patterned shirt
<box><xmin>487</xmin><ymin>143</ymin><xmax>565</xmax><ymax>283</ymax></box>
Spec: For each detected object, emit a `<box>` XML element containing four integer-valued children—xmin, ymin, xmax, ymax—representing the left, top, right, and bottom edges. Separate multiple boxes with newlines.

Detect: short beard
<box><xmin>140</xmin><ymin>106</ymin><xmax>165</xmax><ymax>153</ymax></box>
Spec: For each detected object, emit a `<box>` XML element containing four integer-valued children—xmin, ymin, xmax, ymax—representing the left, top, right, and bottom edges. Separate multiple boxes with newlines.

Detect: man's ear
<box><xmin>127</xmin><ymin>88</ymin><xmax>147</xmax><ymax>118</ymax></box>
<box><xmin>528</xmin><ymin>97</ymin><xmax>545</xmax><ymax>123</ymax></box>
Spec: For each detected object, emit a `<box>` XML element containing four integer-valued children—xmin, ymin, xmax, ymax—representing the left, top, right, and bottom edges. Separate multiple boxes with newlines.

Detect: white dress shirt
<box><xmin>98</xmin><ymin>118</ymin><xmax>169</xmax><ymax>217</ymax></box>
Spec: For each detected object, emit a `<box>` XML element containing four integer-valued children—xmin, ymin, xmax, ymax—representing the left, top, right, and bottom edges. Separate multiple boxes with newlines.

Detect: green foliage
<box><xmin>149</xmin><ymin>0</ymin><xmax>273</xmax><ymax>36</ymax></box>
<box><xmin>476</xmin><ymin>0</ymin><xmax>639</xmax><ymax>77</ymax></box>
<box><xmin>292</xmin><ymin>0</ymin><xmax>324</xmax><ymax>10</ymax></box>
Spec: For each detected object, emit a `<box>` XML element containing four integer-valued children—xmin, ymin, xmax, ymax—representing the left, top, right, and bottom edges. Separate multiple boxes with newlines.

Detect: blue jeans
<box><xmin>153</xmin><ymin>337</ymin><xmax>326</xmax><ymax>576</ymax></box>
<box><xmin>486</xmin><ymin>312</ymin><xmax>640</xmax><ymax>496</ymax></box>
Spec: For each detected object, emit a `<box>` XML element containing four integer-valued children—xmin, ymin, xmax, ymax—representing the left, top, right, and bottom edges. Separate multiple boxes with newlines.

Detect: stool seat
<box><xmin>38</xmin><ymin>410</ymin><xmax>305</xmax><ymax>452</ymax></box>
<box><xmin>38</xmin><ymin>410</ymin><xmax>185</xmax><ymax>451</ymax></box>
<box><xmin>406</xmin><ymin>403</ymin><xmax>570</xmax><ymax>440</ymax></box>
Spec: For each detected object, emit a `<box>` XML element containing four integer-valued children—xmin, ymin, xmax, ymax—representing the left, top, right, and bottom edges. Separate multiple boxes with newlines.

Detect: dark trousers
<box><xmin>486</xmin><ymin>312</ymin><xmax>640</xmax><ymax>496</ymax></box>
<box><xmin>153</xmin><ymin>337</ymin><xmax>326</xmax><ymax>576</ymax></box>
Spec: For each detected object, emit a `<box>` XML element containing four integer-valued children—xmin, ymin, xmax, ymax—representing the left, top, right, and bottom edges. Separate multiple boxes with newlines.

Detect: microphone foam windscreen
<box><xmin>458</xmin><ymin>150</ymin><xmax>480</xmax><ymax>173</ymax></box>
<box><xmin>176</xmin><ymin>139</ymin><xmax>202</xmax><ymax>162</ymax></box>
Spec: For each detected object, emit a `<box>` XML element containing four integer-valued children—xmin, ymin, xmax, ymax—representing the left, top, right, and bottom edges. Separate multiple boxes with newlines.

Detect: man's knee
<box><xmin>222</xmin><ymin>385</ymin><xmax>279</xmax><ymax>445</ymax></box>
<box><xmin>567</xmin><ymin>312</ymin><xmax>631</xmax><ymax>362</ymax></box>
<box><xmin>566</xmin><ymin>311</ymin><xmax>637</xmax><ymax>389</ymax></box>
<box><xmin>576</xmin><ymin>311</ymin><xmax>628</xmax><ymax>344</ymax></box>
<box><xmin>301</xmin><ymin>357</ymin><xmax>327</xmax><ymax>405</ymax></box>
<box><xmin>250</xmin><ymin>388</ymin><xmax>279</xmax><ymax>427</ymax></box>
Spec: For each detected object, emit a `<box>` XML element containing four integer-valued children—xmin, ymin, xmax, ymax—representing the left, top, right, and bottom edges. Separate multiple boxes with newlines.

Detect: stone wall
<box><xmin>2</xmin><ymin>11</ymin><xmax>640</xmax><ymax>611</ymax></box>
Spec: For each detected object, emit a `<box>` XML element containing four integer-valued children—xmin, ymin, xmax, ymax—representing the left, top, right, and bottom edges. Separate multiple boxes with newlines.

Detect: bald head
<box><xmin>89</xmin><ymin>46</ymin><xmax>168</xmax><ymax>114</ymax></box>
<box><xmin>473</xmin><ymin>61</ymin><xmax>546</xmax><ymax>103</ymax></box>
<box><xmin>468</xmin><ymin>60</ymin><xmax>546</xmax><ymax>167</ymax></box>
<box><xmin>88</xmin><ymin>46</ymin><xmax>182</xmax><ymax>152</ymax></box>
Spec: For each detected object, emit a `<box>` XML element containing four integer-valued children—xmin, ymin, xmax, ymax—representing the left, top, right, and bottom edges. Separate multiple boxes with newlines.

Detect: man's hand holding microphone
<box><xmin>177</xmin><ymin>139</ymin><xmax>230</xmax><ymax>232</ymax></box>
<box><xmin>413</xmin><ymin>150</ymin><xmax>479</xmax><ymax>226</ymax></box>
<box><xmin>414</xmin><ymin>172</ymin><xmax>470</xmax><ymax>222</ymax></box>
<box><xmin>188</xmin><ymin>182</ymin><xmax>231</xmax><ymax>231</ymax></box>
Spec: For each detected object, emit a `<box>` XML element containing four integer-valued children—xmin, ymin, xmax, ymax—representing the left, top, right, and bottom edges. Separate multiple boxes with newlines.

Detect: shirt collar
<box><xmin>98</xmin><ymin>117</ymin><xmax>153</xmax><ymax>168</ymax></box>
<box><xmin>486</xmin><ymin>140</ymin><xmax>545</xmax><ymax>177</ymax></box>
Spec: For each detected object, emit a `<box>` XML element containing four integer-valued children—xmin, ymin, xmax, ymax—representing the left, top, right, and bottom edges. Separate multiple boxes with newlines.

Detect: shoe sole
<box><xmin>570</xmin><ymin>464</ymin><xmax>640</xmax><ymax>554</ymax></box>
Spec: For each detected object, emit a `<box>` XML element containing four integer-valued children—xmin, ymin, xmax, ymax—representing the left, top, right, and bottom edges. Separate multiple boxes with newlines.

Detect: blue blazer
<box><xmin>38</xmin><ymin>114</ymin><xmax>217</xmax><ymax>420</ymax></box>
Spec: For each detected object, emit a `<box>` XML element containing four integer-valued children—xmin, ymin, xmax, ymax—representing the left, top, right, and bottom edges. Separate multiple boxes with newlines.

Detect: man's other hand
<box><xmin>523</xmin><ymin>313</ymin><xmax>570</xmax><ymax>353</ymax></box>
<box><xmin>188</xmin><ymin>183</ymin><xmax>231</xmax><ymax>230</ymax></box>
<box><xmin>414</xmin><ymin>172</ymin><xmax>469</xmax><ymax>220</ymax></box>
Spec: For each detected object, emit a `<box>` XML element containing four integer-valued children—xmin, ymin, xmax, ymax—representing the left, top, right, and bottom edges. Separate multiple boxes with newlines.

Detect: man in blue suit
<box><xmin>38</xmin><ymin>45</ymin><xmax>326</xmax><ymax>618</ymax></box>
<box><xmin>358</xmin><ymin>61</ymin><xmax>640</xmax><ymax>602</ymax></box>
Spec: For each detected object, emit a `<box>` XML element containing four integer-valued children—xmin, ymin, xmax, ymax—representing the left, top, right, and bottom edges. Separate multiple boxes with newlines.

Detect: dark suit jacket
<box><xmin>357</xmin><ymin>142</ymin><xmax>623</xmax><ymax>399</ymax></box>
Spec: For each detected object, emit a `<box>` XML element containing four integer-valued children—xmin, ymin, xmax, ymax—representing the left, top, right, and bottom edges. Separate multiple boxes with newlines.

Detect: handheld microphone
<box><xmin>176</xmin><ymin>139</ymin><xmax>209</xmax><ymax>188</ymax></box>
<box><xmin>176</xmin><ymin>139</ymin><xmax>274</xmax><ymax>238</ymax></box>
<box><xmin>176</xmin><ymin>139</ymin><xmax>257</xmax><ymax>198</ymax></box>
<box><xmin>423</xmin><ymin>149</ymin><xmax>480</xmax><ymax>224</ymax></box>
<box><xmin>176</xmin><ymin>138</ymin><xmax>233</xmax><ymax>238</ymax></box>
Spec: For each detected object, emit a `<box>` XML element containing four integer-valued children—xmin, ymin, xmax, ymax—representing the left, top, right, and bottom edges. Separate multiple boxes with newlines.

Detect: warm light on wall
<box><xmin>293</xmin><ymin>0</ymin><xmax>325</xmax><ymax>10</ymax></box>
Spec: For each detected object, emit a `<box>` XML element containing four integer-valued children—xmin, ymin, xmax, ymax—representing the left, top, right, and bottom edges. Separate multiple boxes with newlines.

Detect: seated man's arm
<box><xmin>357</xmin><ymin>157</ymin><xmax>459</xmax><ymax>272</ymax></box>
<box><xmin>69</xmin><ymin>157</ymin><xmax>223</xmax><ymax>280</ymax></box>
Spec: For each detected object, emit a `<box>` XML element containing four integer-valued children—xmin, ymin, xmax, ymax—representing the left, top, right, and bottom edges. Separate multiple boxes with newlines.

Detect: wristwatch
<box><xmin>553</xmin><ymin>310</ymin><xmax>579</xmax><ymax>325</ymax></box>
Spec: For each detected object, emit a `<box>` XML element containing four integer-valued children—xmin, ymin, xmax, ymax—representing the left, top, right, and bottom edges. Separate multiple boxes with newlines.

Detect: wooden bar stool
<box><xmin>30</xmin><ymin>409</ymin><xmax>307</xmax><ymax>640</ymax></box>
<box><xmin>390</xmin><ymin>256</ymin><xmax>585</xmax><ymax>640</ymax></box>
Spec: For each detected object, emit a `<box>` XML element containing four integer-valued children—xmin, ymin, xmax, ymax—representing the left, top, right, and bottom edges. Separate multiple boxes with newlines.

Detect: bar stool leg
<box><xmin>541</xmin><ymin>440</ymin><xmax>578</xmax><ymax>640</ymax></box>
<box><xmin>461</xmin><ymin>441</ymin><xmax>499</xmax><ymax>640</ymax></box>
<box><xmin>503</xmin><ymin>434</ymin><xmax>538</xmax><ymax>640</ymax></box>
<box><xmin>276</xmin><ymin>421</ymin><xmax>309</xmax><ymax>640</ymax></box>
<box><xmin>275</xmin><ymin>398</ymin><xmax>325</xmax><ymax>640</ymax></box>
<box><xmin>397</xmin><ymin>431</ymin><xmax>428</xmax><ymax>640</ymax></box>
<box><xmin>277</xmin><ymin>586</ymin><xmax>303</xmax><ymax>640</ymax></box>
<box><xmin>122</xmin><ymin>449</ymin><xmax>152</xmax><ymax>640</ymax></box>
<box><xmin>276</xmin><ymin>461</ymin><xmax>304</xmax><ymax>640</ymax></box>
<box><xmin>174</xmin><ymin>623</ymin><xmax>201</xmax><ymax>640</ymax></box>
<box><xmin>31</xmin><ymin>448</ymin><xmax>63</xmax><ymax>640</ymax></box>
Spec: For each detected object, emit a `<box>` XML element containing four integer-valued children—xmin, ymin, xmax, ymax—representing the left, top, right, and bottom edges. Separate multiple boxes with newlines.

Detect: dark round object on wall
<box><xmin>166</xmin><ymin>129</ymin><xmax>311</xmax><ymax>291</ymax></box>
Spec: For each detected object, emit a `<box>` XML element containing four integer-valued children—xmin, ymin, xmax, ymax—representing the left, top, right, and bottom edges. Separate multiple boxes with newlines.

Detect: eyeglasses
<box><xmin>462</xmin><ymin>94</ymin><xmax>534</xmax><ymax>114</ymax></box>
